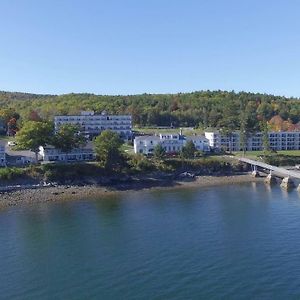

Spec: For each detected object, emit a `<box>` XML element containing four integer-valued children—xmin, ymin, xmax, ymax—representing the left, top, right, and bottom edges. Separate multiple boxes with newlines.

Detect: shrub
<box><xmin>0</xmin><ymin>167</ymin><xmax>25</xmax><ymax>180</ymax></box>
<box><xmin>128</xmin><ymin>154</ymin><xmax>155</xmax><ymax>172</ymax></box>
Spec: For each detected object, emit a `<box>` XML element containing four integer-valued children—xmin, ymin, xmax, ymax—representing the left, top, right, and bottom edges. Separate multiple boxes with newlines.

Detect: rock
<box><xmin>251</xmin><ymin>170</ymin><xmax>259</xmax><ymax>178</ymax></box>
<box><xmin>264</xmin><ymin>173</ymin><xmax>277</xmax><ymax>185</ymax></box>
<box><xmin>280</xmin><ymin>177</ymin><xmax>295</xmax><ymax>190</ymax></box>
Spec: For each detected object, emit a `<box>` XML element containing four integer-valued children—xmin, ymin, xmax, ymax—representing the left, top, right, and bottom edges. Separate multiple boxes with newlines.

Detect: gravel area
<box><xmin>0</xmin><ymin>174</ymin><xmax>264</xmax><ymax>209</ymax></box>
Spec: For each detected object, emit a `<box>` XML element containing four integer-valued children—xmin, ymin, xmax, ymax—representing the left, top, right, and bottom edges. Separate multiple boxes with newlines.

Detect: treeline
<box><xmin>1</xmin><ymin>90</ymin><xmax>300</xmax><ymax>129</ymax></box>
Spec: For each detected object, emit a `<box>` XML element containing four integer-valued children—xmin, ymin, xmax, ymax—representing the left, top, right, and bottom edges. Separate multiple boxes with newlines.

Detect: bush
<box><xmin>128</xmin><ymin>154</ymin><xmax>155</xmax><ymax>172</ymax></box>
<box><xmin>163</xmin><ymin>157</ymin><xmax>237</xmax><ymax>174</ymax></box>
<box><xmin>263</xmin><ymin>154</ymin><xmax>300</xmax><ymax>166</ymax></box>
<box><xmin>0</xmin><ymin>167</ymin><xmax>25</xmax><ymax>180</ymax></box>
<box><xmin>42</xmin><ymin>163</ymin><xmax>105</xmax><ymax>182</ymax></box>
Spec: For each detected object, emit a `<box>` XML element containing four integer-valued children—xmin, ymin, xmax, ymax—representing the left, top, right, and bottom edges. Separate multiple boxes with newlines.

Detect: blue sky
<box><xmin>0</xmin><ymin>0</ymin><xmax>299</xmax><ymax>96</ymax></box>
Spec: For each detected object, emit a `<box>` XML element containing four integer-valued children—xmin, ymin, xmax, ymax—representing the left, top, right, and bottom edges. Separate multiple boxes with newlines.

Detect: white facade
<box><xmin>205</xmin><ymin>131</ymin><xmax>300</xmax><ymax>152</ymax></box>
<box><xmin>39</xmin><ymin>143</ymin><xmax>95</xmax><ymax>162</ymax></box>
<box><xmin>54</xmin><ymin>111</ymin><xmax>132</xmax><ymax>139</ymax></box>
<box><xmin>134</xmin><ymin>133</ymin><xmax>210</xmax><ymax>155</ymax></box>
<box><xmin>0</xmin><ymin>141</ymin><xmax>6</xmax><ymax>166</ymax></box>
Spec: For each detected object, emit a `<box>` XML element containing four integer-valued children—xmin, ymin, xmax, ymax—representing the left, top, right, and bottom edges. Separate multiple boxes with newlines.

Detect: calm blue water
<box><xmin>1</xmin><ymin>183</ymin><xmax>300</xmax><ymax>299</ymax></box>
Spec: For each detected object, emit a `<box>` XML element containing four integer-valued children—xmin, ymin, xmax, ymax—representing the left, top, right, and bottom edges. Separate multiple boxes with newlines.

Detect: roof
<box><xmin>43</xmin><ymin>141</ymin><xmax>94</xmax><ymax>150</ymax></box>
<box><xmin>134</xmin><ymin>135</ymin><xmax>160</xmax><ymax>141</ymax></box>
<box><xmin>186</xmin><ymin>136</ymin><xmax>209</xmax><ymax>141</ymax></box>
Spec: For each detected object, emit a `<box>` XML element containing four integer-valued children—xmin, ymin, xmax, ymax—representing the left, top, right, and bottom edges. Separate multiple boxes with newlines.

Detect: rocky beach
<box><xmin>0</xmin><ymin>173</ymin><xmax>264</xmax><ymax>209</ymax></box>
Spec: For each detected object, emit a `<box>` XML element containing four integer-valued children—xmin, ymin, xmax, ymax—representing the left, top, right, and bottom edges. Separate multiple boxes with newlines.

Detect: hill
<box><xmin>0</xmin><ymin>90</ymin><xmax>300</xmax><ymax>130</ymax></box>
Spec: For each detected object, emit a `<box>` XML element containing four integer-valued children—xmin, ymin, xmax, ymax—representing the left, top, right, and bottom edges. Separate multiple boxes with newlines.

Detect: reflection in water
<box><xmin>263</xmin><ymin>183</ymin><xmax>272</xmax><ymax>196</ymax></box>
<box><xmin>250</xmin><ymin>181</ymin><xmax>257</xmax><ymax>192</ymax></box>
<box><xmin>1</xmin><ymin>183</ymin><xmax>300</xmax><ymax>299</ymax></box>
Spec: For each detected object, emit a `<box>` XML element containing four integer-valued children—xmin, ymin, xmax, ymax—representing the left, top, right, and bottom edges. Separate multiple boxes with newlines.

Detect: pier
<box><xmin>236</xmin><ymin>157</ymin><xmax>300</xmax><ymax>190</ymax></box>
<box><xmin>237</xmin><ymin>157</ymin><xmax>300</xmax><ymax>179</ymax></box>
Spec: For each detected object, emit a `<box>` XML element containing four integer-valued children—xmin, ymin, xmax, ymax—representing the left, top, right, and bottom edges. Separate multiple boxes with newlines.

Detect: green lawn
<box><xmin>133</xmin><ymin>127</ymin><xmax>204</xmax><ymax>136</ymax></box>
<box><xmin>121</xmin><ymin>143</ymin><xmax>134</xmax><ymax>154</ymax></box>
<box><xmin>234</xmin><ymin>150</ymin><xmax>300</xmax><ymax>158</ymax></box>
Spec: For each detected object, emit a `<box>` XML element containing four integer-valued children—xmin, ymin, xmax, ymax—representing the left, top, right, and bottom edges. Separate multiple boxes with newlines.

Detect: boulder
<box><xmin>280</xmin><ymin>177</ymin><xmax>295</xmax><ymax>190</ymax></box>
<box><xmin>264</xmin><ymin>173</ymin><xmax>277</xmax><ymax>185</ymax></box>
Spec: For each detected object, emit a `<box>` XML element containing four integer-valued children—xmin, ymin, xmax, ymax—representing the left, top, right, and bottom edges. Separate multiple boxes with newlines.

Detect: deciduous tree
<box><xmin>94</xmin><ymin>130</ymin><xmax>124</xmax><ymax>170</ymax></box>
<box><xmin>15</xmin><ymin>121</ymin><xmax>53</xmax><ymax>162</ymax></box>
<box><xmin>52</xmin><ymin>124</ymin><xmax>86</xmax><ymax>154</ymax></box>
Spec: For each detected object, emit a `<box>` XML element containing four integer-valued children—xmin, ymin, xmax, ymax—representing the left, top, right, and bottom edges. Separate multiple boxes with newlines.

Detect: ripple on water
<box><xmin>1</xmin><ymin>183</ymin><xmax>300</xmax><ymax>299</ymax></box>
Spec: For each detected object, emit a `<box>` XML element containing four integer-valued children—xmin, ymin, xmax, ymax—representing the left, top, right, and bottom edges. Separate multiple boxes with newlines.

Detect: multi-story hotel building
<box><xmin>205</xmin><ymin>131</ymin><xmax>300</xmax><ymax>152</ymax></box>
<box><xmin>134</xmin><ymin>133</ymin><xmax>210</xmax><ymax>155</ymax></box>
<box><xmin>0</xmin><ymin>141</ymin><xmax>6</xmax><ymax>166</ymax></box>
<box><xmin>54</xmin><ymin>111</ymin><xmax>132</xmax><ymax>139</ymax></box>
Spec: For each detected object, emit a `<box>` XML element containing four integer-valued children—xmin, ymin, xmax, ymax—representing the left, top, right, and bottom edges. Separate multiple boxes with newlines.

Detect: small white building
<box><xmin>54</xmin><ymin>111</ymin><xmax>132</xmax><ymax>139</ymax></box>
<box><xmin>39</xmin><ymin>142</ymin><xmax>95</xmax><ymax>162</ymax></box>
<box><xmin>0</xmin><ymin>141</ymin><xmax>6</xmax><ymax>166</ymax></box>
<box><xmin>134</xmin><ymin>133</ymin><xmax>210</xmax><ymax>155</ymax></box>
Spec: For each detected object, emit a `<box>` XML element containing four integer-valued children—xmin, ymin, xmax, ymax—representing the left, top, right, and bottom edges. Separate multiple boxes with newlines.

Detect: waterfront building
<box><xmin>54</xmin><ymin>111</ymin><xmax>132</xmax><ymax>139</ymax></box>
<box><xmin>39</xmin><ymin>142</ymin><xmax>95</xmax><ymax>162</ymax></box>
<box><xmin>134</xmin><ymin>133</ymin><xmax>210</xmax><ymax>155</ymax></box>
<box><xmin>205</xmin><ymin>130</ymin><xmax>300</xmax><ymax>152</ymax></box>
<box><xmin>0</xmin><ymin>141</ymin><xmax>6</xmax><ymax>166</ymax></box>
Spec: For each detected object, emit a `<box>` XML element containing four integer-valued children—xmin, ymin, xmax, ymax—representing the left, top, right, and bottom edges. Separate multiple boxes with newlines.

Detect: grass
<box><xmin>133</xmin><ymin>127</ymin><xmax>204</xmax><ymax>136</ymax></box>
<box><xmin>121</xmin><ymin>143</ymin><xmax>134</xmax><ymax>154</ymax></box>
<box><xmin>0</xmin><ymin>167</ymin><xmax>25</xmax><ymax>180</ymax></box>
<box><xmin>234</xmin><ymin>150</ymin><xmax>300</xmax><ymax>158</ymax></box>
<box><xmin>232</xmin><ymin>150</ymin><xmax>300</xmax><ymax>167</ymax></box>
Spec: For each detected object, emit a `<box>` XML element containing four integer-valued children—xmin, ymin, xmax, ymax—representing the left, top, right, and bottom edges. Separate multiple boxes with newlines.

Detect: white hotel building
<box><xmin>205</xmin><ymin>131</ymin><xmax>300</xmax><ymax>152</ymax></box>
<box><xmin>54</xmin><ymin>111</ymin><xmax>132</xmax><ymax>139</ymax></box>
<box><xmin>134</xmin><ymin>133</ymin><xmax>210</xmax><ymax>155</ymax></box>
<box><xmin>39</xmin><ymin>142</ymin><xmax>95</xmax><ymax>162</ymax></box>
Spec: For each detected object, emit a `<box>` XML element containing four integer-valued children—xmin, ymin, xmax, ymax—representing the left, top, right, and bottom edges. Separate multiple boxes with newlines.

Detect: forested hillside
<box><xmin>0</xmin><ymin>90</ymin><xmax>300</xmax><ymax>130</ymax></box>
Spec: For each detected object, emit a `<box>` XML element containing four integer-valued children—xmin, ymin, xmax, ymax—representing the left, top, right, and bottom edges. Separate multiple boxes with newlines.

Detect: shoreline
<box><xmin>0</xmin><ymin>173</ymin><xmax>264</xmax><ymax>209</ymax></box>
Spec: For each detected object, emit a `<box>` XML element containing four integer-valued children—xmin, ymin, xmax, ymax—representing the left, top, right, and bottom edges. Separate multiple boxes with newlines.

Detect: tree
<box><xmin>94</xmin><ymin>130</ymin><xmax>124</xmax><ymax>170</ymax></box>
<box><xmin>257</xmin><ymin>102</ymin><xmax>273</xmax><ymax>121</ymax></box>
<box><xmin>15</xmin><ymin>121</ymin><xmax>53</xmax><ymax>162</ymax></box>
<box><xmin>52</xmin><ymin>124</ymin><xmax>86</xmax><ymax>154</ymax></box>
<box><xmin>239</xmin><ymin>101</ymin><xmax>258</xmax><ymax>154</ymax></box>
<box><xmin>28</xmin><ymin>110</ymin><xmax>42</xmax><ymax>122</ymax></box>
<box><xmin>260</xmin><ymin>121</ymin><xmax>270</xmax><ymax>153</ymax></box>
<box><xmin>153</xmin><ymin>144</ymin><xmax>165</xmax><ymax>160</ymax></box>
<box><xmin>181</xmin><ymin>140</ymin><xmax>196</xmax><ymax>159</ymax></box>
<box><xmin>7</xmin><ymin>118</ymin><xmax>18</xmax><ymax>136</ymax></box>
<box><xmin>218</xmin><ymin>101</ymin><xmax>240</xmax><ymax>153</ymax></box>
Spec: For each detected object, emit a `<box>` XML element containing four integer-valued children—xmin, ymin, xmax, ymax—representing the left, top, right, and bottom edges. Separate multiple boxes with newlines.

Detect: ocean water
<box><xmin>1</xmin><ymin>183</ymin><xmax>300</xmax><ymax>299</ymax></box>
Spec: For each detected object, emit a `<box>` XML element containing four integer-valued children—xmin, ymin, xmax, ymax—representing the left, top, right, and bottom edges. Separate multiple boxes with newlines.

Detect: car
<box><xmin>7</xmin><ymin>141</ymin><xmax>16</xmax><ymax>146</ymax></box>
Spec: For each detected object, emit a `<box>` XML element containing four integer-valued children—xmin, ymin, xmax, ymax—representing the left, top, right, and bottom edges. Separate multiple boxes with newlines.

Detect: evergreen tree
<box><xmin>181</xmin><ymin>140</ymin><xmax>197</xmax><ymax>159</ymax></box>
<box><xmin>153</xmin><ymin>144</ymin><xmax>166</xmax><ymax>160</ymax></box>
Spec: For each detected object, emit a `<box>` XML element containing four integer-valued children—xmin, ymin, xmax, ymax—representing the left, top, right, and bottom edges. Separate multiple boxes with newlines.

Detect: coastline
<box><xmin>0</xmin><ymin>173</ymin><xmax>264</xmax><ymax>209</ymax></box>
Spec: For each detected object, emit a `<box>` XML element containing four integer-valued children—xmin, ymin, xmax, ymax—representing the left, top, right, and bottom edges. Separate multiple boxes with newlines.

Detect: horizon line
<box><xmin>0</xmin><ymin>88</ymin><xmax>299</xmax><ymax>99</ymax></box>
